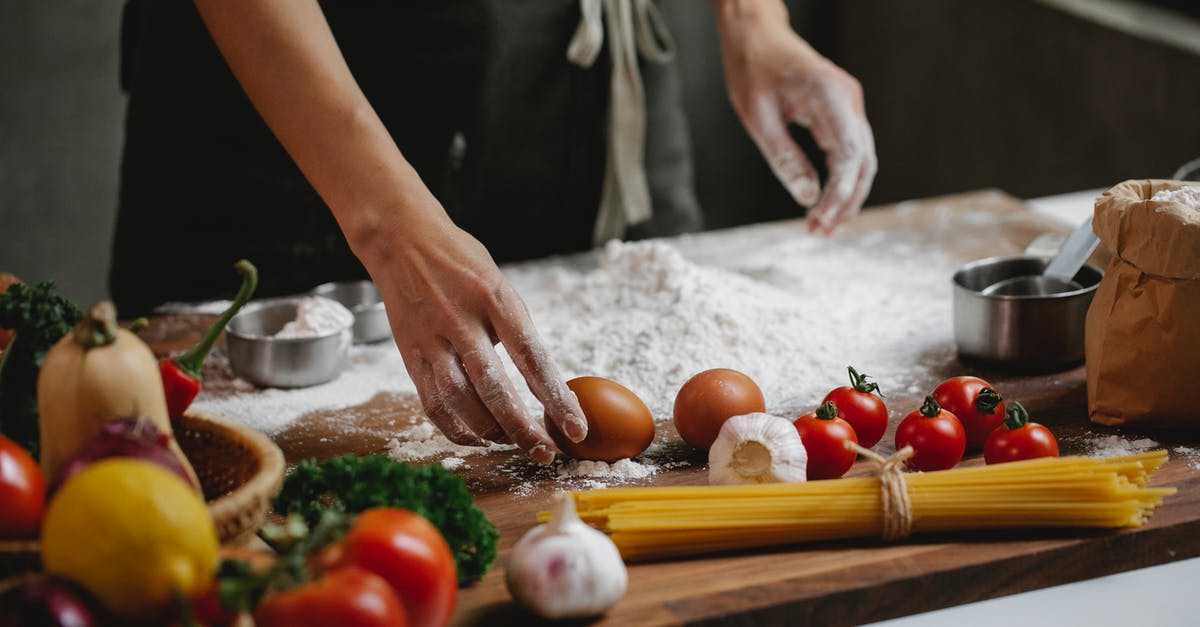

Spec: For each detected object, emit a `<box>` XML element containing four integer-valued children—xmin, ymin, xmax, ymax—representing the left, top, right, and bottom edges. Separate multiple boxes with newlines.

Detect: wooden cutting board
<box><xmin>143</xmin><ymin>190</ymin><xmax>1200</xmax><ymax>626</ymax></box>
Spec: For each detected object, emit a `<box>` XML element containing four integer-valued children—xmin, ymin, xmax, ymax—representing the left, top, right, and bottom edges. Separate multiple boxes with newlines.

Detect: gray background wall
<box><xmin>0</xmin><ymin>0</ymin><xmax>125</xmax><ymax>307</ymax></box>
<box><xmin>1</xmin><ymin>0</ymin><xmax>1198</xmax><ymax>308</ymax></box>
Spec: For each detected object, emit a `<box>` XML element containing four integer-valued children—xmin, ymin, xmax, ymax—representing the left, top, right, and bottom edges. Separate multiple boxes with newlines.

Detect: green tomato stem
<box><xmin>919</xmin><ymin>395</ymin><xmax>941</xmax><ymax>418</ymax></box>
<box><xmin>1003</xmin><ymin>401</ymin><xmax>1031</xmax><ymax>430</ymax></box>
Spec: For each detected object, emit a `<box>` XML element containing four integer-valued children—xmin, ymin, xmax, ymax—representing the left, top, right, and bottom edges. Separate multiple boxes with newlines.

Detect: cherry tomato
<box><xmin>794</xmin><ymin>401</ymin><xmax>859</xmax><ymax>480</ymax></box>
<box><xmin>320</xmin><ymin>508</ymin><xmax>456</xmax><ymax>627</ymax></box>
<box><xmin>673</xmin><ymin>369</ymin><xmax>766</xmax><ymax>451</ymax></box>
<box><xmin>254</xmin><ymin>567</ymin><xmax>407</xmax><ymax>627</ymax></box>
<box><xmin>984</xmin><ymin>402</ymin><xmax>1059</xmax><ymax>464</ymax></box>
<box><xmin>0</xmin><ymin>434</ymin><xmax>45</xmax><ymax>539</ymax></box>
<box><xmin>821</xmin><ymin>366</ymin><xmax>888</xmax><ymax>448</ymax></box>
<box><xmin>931</xmin><ymin>376</ymin><xmax>1005</xmax><ymax>450</ymax></box>
<box><xmin>894</xmin><ymin>396</ymin><xmax>966</xmax><ymax>471</ymax></box>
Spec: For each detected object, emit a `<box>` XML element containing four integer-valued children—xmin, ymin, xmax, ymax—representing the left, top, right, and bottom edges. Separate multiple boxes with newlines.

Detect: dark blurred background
<box><xmin>2</xmin><ymin>0</ymin><xmax>1198</xmax><ymax>306</ymax></box>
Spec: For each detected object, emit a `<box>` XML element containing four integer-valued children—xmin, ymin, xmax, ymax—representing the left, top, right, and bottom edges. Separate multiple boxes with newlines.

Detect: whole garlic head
<box><xmin>709</xmin><ymin>413</ymin><xmax>808</xmax><ymax>485</ymax></box>
<box><xmin>506</xmin><ymin>493</ymin><xmax>628</xmax><ymax>619</ymax></box>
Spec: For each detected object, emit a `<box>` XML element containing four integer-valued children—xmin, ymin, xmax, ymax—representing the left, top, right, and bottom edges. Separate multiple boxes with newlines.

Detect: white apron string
<box><xmin>567</xmin><ymin>0</ymin><xmax>676</xmax><ymax>245</ymax></box>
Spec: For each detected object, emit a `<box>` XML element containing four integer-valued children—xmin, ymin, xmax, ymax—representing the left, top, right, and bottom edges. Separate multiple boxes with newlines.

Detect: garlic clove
<box><xmin>506</xmin><ymin>493</ymin><xmax>628</xmax><ymax>619</ymax></box>
<box><xmin>708</xmin><ymin>413</ymin><xmax>808</xmax><ymax>485</ymax></box>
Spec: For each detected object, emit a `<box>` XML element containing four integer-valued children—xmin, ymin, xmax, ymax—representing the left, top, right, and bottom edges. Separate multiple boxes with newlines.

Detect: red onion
<box><xmin>50</xmin><ymin>417</ymin><xmax>197</xmax><ymax>494</ymax></box>
<box><xmin>0</xmin><ymin>576</ymin><xmax>99</xmax><ymax>627</ymax></box>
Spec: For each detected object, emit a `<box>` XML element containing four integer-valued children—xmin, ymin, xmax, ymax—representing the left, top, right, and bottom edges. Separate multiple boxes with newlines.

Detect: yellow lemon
<box><xmin>41</xmin><ymin>458</ymin><xmax>218</xmax><ymax>622</ymax></box>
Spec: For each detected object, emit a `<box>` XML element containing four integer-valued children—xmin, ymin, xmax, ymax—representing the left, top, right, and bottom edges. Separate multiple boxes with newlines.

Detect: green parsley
<box><xmin>274</xmin><ymin>454</ymin><xmax>499</xmax><ymax>586</ymax></box>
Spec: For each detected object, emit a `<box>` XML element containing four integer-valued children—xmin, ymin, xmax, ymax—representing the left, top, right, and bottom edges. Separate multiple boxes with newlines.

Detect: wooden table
<box><xmin>143</xmin><ymin>190</ymin><xmax>1200</xmax><ymax>626</ymax></box>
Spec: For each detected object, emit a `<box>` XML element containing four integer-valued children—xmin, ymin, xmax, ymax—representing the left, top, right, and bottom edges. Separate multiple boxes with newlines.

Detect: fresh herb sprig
<box><xmin>274</xmin><ymin>454</ymin><xmax>499</xmax><ymax>585</ymax></box>
<box><xmin>0</xmin><ymin>281</ymin><xmax>82</xmax><ymax>456</ymax></box>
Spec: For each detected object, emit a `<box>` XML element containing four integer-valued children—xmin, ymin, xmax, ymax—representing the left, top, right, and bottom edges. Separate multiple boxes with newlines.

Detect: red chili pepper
<box><xmin>160</xmin><ymin>260</ymin><xmax>258</xmax><ymax>419</ymax></box>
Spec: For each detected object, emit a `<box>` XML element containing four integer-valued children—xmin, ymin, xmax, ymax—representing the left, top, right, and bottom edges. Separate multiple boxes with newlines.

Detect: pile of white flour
<box><xmin>1151</xmin><ymin>185</ymin><xmax>1200</xmax><ymax>219</ymax></box>
<box><xmin>193</xmin><ymin>234</ymin><xmax>961</xmax><ymax>465</ymax></box>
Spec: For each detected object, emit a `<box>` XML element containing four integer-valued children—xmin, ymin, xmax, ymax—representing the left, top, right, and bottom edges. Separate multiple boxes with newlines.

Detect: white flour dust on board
<box><xmin>193</xmin><ymin>232</ymin><xmax>961</xmax><ymax>471</ymax></box>
<box><xmin>1072</xmin><ymin>434</ymin><xmax>1160</xmax><ymax>458</ymax></box>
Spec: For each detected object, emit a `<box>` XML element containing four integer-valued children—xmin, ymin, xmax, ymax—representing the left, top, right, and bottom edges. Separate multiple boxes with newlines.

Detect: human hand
<box><xmin>715</xmin><ymin>1</ymin><xmax>876</xmax><ymax>234</ymax></box>
<box><xmin>367</xmin><ymin>212</ymin><xmax>588</xmax><ymax>465</ymax></box>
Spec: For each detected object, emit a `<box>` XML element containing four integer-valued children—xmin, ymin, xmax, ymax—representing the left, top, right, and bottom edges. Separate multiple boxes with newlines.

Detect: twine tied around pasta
<box><xmin>845</xmin><ymin>442</ymin><xmax>915</xmax><ymax>541</ymax></box>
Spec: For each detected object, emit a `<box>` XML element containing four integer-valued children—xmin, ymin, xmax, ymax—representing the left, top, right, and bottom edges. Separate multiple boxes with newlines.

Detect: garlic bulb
<box><xmin>506</xmin><ymin>492</ymin><xmax>628</xmax><ymax>619</ymax></box>
<box><xmin>708</xmin><ymin>413</ymin><xmax>808</xmax><ymax>485</ymax></box>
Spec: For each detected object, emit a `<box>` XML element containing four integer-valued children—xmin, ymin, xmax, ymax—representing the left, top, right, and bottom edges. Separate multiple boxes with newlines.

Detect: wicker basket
<box><xmin>0</xmin><ymin>410</ymin><xmax>285</xmax><ymax>578</ymax></box>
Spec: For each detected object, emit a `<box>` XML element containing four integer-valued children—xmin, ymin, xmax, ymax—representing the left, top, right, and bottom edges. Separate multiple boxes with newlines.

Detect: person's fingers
<box><xmin>747</xmin><ymin>99</ymin><xmax>821</xmax><ymax>207</ymax></box>
<box><xmin>422</xmin><ymin>338</ymin><xmax>512</xmax><ymax>444</ymax></box>
<box><xmin>454</xmin><ymin>332</ymin><xmax>558</xmax><ymax>465</ymax></box>
<box><xmin>401</xmin><ymin>347</ymin><xmax>489</xmax><ymax>447</ymax></box>
<box><xmin>843</xmin><ymin>120</ymin><xmax>878</xmax><ymax>225</ymax></box>
<box><xmin>805</xmin><ymin>104</ymin><xmax>865</xmax><ymax>234</ymax></box>
<box><xmin>489</xmin><ymin>294</ymin><xmax>588</xmax><ymax>443</ymax></box>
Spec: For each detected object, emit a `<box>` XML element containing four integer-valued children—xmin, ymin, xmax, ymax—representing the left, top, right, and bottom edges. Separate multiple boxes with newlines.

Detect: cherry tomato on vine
<box><xmin>254</xmin><ymin>567</ymin><xmax>408</xmax><ymax>627</ymax></box>
<box><xmin>794</xmin><ymin>401</ymin><xmax>859</xmax><ymax>480</ymax></box>
<box><xmin>0</xmin><ymin>434</ymin><xmax>45</xmax><ymax>539</ymax></box>
<box><xmin>895</xmin><ymin>396</ymin><xmax>966</xmax><ymax>471</ymax></box>
<box><xmin>821</xmin><ymin>366</ymin><xmax>888</xmax><ymax>448</ymax></box>
<box><xmin>932</xmin><ymin>376</ymin><xmax>1005</xmax><ymax>450</ymax></box>
<box><xmin>984</xmin><ymin>402</ymin><xmax>1059</xmax><ymax>464</ymax></box>
<box><xmin>319</xmin><ymin>508</ymin><xmax>456</xmax><ymax>627</ymax></box>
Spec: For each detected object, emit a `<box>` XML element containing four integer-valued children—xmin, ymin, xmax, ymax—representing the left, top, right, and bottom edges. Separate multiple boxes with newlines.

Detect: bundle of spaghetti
<box><xmin>546</xmin><ymin>451</ymin><xmax>1174</xmax><ymax>561</ymax></box>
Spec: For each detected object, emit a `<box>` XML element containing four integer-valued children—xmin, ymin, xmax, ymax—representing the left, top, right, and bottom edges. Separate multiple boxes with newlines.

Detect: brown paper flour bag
<box><xmin>1086</xmin><ymin>179</ymin><xmax>1200</xmax><ymax>430</ymax></box>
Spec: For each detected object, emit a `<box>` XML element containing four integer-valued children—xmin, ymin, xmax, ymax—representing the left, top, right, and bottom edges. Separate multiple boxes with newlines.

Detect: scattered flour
<box><xmin>1151</xmin><ymin>185</ymin><xmax>1200</xmax><ymax>212</ymax></box>
<box><xmin>384</xmin><ymin>421</ymin><xmax>515</xmax><ymax>462</ymax></box>
<box><xmin>193</xmin><ymin>343</ymin><xmax>410</xmax><ymax>433</ymax></box>
<box><xmin>439</xmin><ymin>457</ymin><xmax>466</xmax><ymax>471</ymax></box>
<box><xmin>1171</xmin><ymin>446</ymin><xmax>1200</xmax><ymax>471</ymax></box>
<box><xmin>1079</xmin><ymin>434</ymin><xmax>1160</xmax><ymax>458</ymax></box>
<box><xmin>557</xmin><ymin>458</ymin><xmax>658</xmax><ymax>481</ymax></box>
<box><xmin>191</xmin><ymin>232</ymin><xmax>962</xmax><ymax>476</ymax></box>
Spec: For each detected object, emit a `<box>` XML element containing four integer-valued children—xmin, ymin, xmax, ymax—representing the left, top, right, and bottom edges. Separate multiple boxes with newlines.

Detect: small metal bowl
<box><xmin>311</xmin><ymin>280</ymin><xmax>390</xmax><ymax>344</ymax></box>
<box><xmin>952</xmin><ymin>256</ymin><xmax>1103</xmax><ymax>370</ymax></box>
<box><xmin>225</xmin><ymin>297</ymin><xmax>353</xmax><ymax>388</ymax></box>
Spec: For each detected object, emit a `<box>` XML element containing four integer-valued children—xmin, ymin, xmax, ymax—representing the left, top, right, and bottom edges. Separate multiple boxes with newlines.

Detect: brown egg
<box><xmin>673</xmin><ymin>368</ymin><xmax>766</xmax><ymax>451</ymax></box>
<box><xmin>547</xmin><ymin>376</ymin><xmax>655</xmax><ymax>463</ymax></box>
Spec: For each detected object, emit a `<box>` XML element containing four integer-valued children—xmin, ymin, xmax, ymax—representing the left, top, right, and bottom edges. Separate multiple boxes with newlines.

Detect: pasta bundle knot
<box><xmin>846</xmin><ymin>442</ymin><xmax>915</xmax><ymax>541</ymax></box>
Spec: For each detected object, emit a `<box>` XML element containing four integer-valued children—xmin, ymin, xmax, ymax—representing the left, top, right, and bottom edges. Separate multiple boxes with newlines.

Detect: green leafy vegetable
<box><xmin>274</xmin><ymin>454</ymin><xmax>499</xmax><ymax>586</ymax></box>
<box><xmin>0</xmin><ymin>281</ymin><xmax>82</xmax><ymax>457</ymax></box>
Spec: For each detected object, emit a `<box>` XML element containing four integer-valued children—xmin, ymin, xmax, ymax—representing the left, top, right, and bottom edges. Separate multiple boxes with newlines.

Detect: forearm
<box><xmin>711</xmin><ymin>0</ymin><xmax>819</xmax><ymax>66</ymax></box>
<box><xmin>193</xmin><ymin>0</ymin><xmax>440</xmax><ymax>267</ymax></box>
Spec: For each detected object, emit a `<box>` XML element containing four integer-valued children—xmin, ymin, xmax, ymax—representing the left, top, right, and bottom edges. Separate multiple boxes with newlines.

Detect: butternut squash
<box><xmin>36</xmin><ymin>301</ymin><xmax>199</xmax><ymax>489</ymax></box>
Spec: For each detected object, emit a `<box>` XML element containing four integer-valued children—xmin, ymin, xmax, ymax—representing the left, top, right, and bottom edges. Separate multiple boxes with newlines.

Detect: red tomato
<box><xmin>821</xmin><ymin>366</ymin><xmax>888</xmax><ymax>447</ymax></box>
<box><xmin>0</xmin><ymin>434</ymin><xmax>44</xmax><ymax>539</ymax></box>
<box><xmin>673</xmin><ymin>369</ymin><xmax>766</xmax><ymax>451</ymax></box>
<box><xmin>254</xmin><ymin>567</ymin><xmax>407</xmax><ymax>627</ymax></box>
<box><xmin>794</xmin><ymin>401</ymin><xmax>859</xmax><ymax>480</ymax></box>
<box><xmin>932</xmin><ymin>376</ymin><xmax>1005</xmax><ymax>450</ymax></box>
<box><xmin>320</xmin><ymin>508</ymin><xmax>456</xmax><ymax>627</ymax></box>
<box><xmin>984</xmin><ymin>402</ymin><xmax>1059</xmax><ymax>464</ymax></box>
<box><xmin>894</xmin><ymin>396</ymin><xmax>966</xmax><ymax>471</ymax></box>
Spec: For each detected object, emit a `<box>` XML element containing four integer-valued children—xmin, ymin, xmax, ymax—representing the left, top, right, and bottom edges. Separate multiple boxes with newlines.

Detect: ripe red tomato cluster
<box><xmin>792</xmin><ymin>369</ymin><xmax>1061</xmax><ymax>479</ymax></box>
<box><xmin>254</xmin><ymin>508</ymin><xmax>458</xmax><ymax>627</ymax></box>
<box><xmin>897</xmin><ymin>376</ymin><xmax>1058</xmax><ymax>471</ymax></box>
<box><xmin>792</xmin><ymin>367</ymin><xmax>888</xmax><ymax>480</ymax></box>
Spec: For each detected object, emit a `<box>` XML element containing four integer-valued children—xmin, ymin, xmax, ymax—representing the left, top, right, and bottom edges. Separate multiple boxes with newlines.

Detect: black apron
<box><xmin>110</xmin><ymin>0</ymin><xmax>701</xmax><ymax>315</ymax></box>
